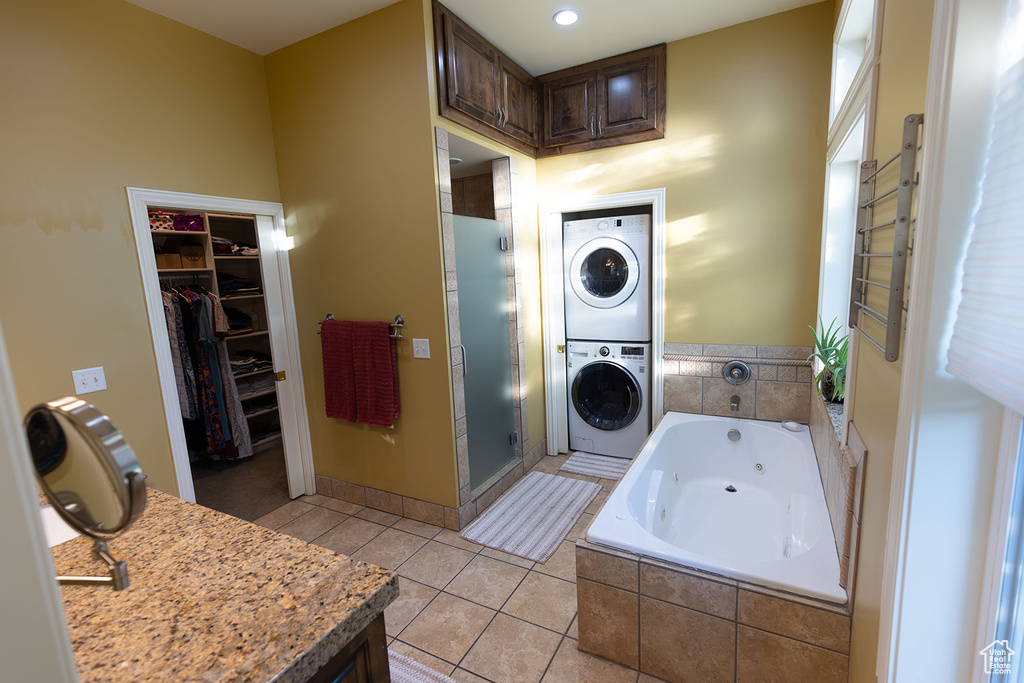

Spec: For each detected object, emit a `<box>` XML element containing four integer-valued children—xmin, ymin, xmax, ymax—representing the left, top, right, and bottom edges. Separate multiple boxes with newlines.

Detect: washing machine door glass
<box><xmin>572</xmin><ymin>361</ymin><xmax>641</xmax><ymax>431</ymax></box>
<box><xmin>568</xmin><ymin>237</ymin><xmax>639</xmax><ymax>309</ymax></box>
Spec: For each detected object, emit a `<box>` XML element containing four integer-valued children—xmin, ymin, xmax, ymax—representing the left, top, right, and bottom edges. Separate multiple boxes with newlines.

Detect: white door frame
<box><xmin>540</xmin><ymin>188</ymin><xmax>667</xmax><ymax>455</ymax></box>
<box><xmin>126</xmin><ymin>187</ymin><xmax>314</xmax><ymax>501</ymax></box>
<box><xmin>0</xmin><ymin>318</ymin><xmax>77</xmax><ymax>681</ymax></box>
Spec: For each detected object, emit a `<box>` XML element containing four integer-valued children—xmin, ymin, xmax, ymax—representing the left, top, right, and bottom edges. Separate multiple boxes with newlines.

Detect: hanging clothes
<box><xmin>161</xmin><ymin>292</ymin><xmax>193</xmax><ymax>420</ymax></box>
<box><xmin>160</xmin><ymin>285</ymin><xmax>255</xmax><ymax>460</ymax></box>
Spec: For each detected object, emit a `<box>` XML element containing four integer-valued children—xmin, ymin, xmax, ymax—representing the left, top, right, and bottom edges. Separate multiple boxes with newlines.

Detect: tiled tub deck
<box><xmin>576</xmin><ymin>535</ymin><xmax>852</xmax><ymax>682</ymax></box>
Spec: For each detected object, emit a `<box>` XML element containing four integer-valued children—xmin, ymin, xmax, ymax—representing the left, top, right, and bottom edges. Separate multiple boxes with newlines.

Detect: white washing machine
<box><xmin>563</xmin><ymin>214</ymin><xmax>650</xmax><ymax>342</ymax></box>
<box><xmin>567</xmin><ymin>341</ymin><xmax>651</xmax><ymax>459</ymax></box>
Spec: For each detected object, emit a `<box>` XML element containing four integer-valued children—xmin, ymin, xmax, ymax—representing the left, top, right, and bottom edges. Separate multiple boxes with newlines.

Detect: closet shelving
<box><xmin>151</xmin><ymin>209</ymin><xmax>283</xmax><ymax>455</ymax></box>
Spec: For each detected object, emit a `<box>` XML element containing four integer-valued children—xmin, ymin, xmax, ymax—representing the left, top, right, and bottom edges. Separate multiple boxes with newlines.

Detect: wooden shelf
<box><xmin>220</xmin><ymin>294</ymin><xmax>264</xmax><ymax>301</ymax></box>
<box><xmin>158</xmin><ymin>268</ymin><xmax>214</xmax><ymax>275</ymax></box>
<box><xmin>150</xmin><ymin>228</ymin><xmax>209</xmax><ymax>236</ymax></box>
<box><xmin>239</xmin><ymin>388</ymin><xmax>276</xmax><ymax>401</ymax></box>
<box><xmin>245</xmin><ymin>407</ymin><xmax>279</xmax><ymax>420</ymax></box>
<box><xmin>252</xmin><ymin>433</ymin><xmax>283</xmax><ymax>448</ymax></box>
<box><xmin>214</xmin><ymin>255</ymin><xmax>260</xmax><ymax>260</ymax></box>
<box><xmin>225</xmin><ymin>330</ymin><xmax>269</xmax><ymax>341</ymax></box>
<box><xmin>233</xmin><ymin>368</ymin><xmax>274</xmax><ymax>380</ymax></box>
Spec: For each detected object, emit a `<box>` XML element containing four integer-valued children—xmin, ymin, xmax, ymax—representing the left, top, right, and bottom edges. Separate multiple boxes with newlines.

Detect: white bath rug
<box><xmin>460</xmin><ymin>471</ymin><xmax>600</xmax><ymax>563</ymax></box>
<box><xmin>560</xmin><ymin>451</ymin><xmax>632</xmax><ymax>480</ymax></box>
<box><xmin>388</xmin><ymin>650</ymin><xmax>456</xmax><ymax>683</ymax></box>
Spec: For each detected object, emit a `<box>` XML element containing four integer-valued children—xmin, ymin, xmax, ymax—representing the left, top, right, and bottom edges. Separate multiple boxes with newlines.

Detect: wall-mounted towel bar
<box><xmin>848</xmin><ymin>113</ymin><xmax>923</xmax><ymax>363</ymax></box>
<box><xmin>316</xmin><ymin>313</ymin><xmax>405</xmax><ymax>339</ymax></box>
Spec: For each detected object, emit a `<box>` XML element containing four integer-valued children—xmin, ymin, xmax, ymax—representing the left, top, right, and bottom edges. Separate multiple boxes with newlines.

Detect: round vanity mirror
<box><xmin>25</xmin><ymin>397</ymin><xmax>145</xmax><ymax>592</ymax></box>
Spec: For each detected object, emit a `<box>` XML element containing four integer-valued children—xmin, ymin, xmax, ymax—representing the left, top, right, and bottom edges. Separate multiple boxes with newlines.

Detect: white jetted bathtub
<box><xmin>586</xmin><ymin>411</ymin><xmax>846</xmax><ymax>604</ymax></box>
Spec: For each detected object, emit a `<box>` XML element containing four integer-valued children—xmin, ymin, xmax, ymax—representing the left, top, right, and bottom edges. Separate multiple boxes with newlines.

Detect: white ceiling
<box><xmin>127</xmin><ymin>0</ymin><xmax>821</xmax><ymax>74</ymax></box>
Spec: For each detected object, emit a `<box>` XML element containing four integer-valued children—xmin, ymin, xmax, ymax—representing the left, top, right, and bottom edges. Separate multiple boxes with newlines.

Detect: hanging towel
<box><xmin>352</xmin><ymin>321</ymin><xmax>399</xmax><ymax>427</ymax></box>
<box><xmin>321</xmin><ymin>319</ymin><xmax>357</xmax><ymax>422</ymax></box>
<box><xmin>321</xmin><ymin>319</ymin><xmax>399</xmax><ymax>427</ymax></box>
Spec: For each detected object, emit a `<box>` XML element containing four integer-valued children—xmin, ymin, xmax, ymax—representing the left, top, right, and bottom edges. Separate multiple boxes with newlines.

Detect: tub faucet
<box><xmin>730</xmin><ymin>395</ymin><xmax>740</xmax><ymax>412</ymax></box>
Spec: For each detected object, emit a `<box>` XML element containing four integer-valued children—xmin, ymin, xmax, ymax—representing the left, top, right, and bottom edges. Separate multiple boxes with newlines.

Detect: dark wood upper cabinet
<box><xmin>538</xmin><ymin>45</ymin><xmax>666</xmax><ymax>156</ymax></box>
<box><xmin>434</xmin><ymin>1</ymin><xmax>538</xmax><ymax>156</ymax></box>
<box><xmin>432</xmin><ymin>1</ymin><xmax>665</xmax><ymax>158</ymax></box>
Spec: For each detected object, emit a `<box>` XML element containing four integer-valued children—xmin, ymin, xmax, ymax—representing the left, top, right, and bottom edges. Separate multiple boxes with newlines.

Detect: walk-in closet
<box><xmin>149</xmin><ymin>208</ymin><xmax>290</xmax><ymax>520</ymax></box>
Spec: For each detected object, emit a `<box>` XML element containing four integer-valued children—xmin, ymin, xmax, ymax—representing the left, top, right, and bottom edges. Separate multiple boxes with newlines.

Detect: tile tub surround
<box><xmin>809</xmin><ymin>389</ymin><xmax>867</xmax><ymax>598</ymax></box>
<box><xmin>663</xmin><ymin>343</ymin><xmax>813</xmax><ymax>423</ymax></box>
<box><xmin>316</xmin><ymin>438</ymin><xmax>549</xmax><ymax>532</ymax></box>
<box><xmin>576</xmin><ymin>540</ymin><xmax>851</xmax><ymax>682</ymax></box>
<box><xmin>52</xmin><ymin>489</ymin><xmax>397</xmax><ymax>683</ymax></box>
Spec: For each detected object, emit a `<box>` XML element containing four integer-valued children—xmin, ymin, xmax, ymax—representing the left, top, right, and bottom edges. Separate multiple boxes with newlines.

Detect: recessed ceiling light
<box><xmin>449</xmin><ymin>157</ymin><xmax>462</xmax><ymax>165</ymax></box>
<box><xmin>553</xmin><ymin>9</ymin><xmax>579</xmax><ymax>26</ymax></box>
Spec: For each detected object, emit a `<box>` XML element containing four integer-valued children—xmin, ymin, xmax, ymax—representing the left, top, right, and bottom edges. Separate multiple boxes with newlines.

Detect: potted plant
<box><xmin>808</xmin><ymin>317</ymin><xmax>849</xmax><ymax>402</ymax></box>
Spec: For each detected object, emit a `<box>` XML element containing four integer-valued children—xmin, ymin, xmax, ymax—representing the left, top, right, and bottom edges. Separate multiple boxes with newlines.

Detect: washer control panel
<box><xmin>564</xmin><ymin>214</ymin><xmax>650</xmax><ymax>238</ymax></box>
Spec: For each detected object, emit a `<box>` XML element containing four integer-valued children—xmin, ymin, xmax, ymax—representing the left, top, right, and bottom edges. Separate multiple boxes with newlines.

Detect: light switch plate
<box><xmin>412</xmin><ymin>339</ymin><xmax>430</xmax><ymax>359</ymax></box>
<box><xmin>72</xmin><ymin>366</ymin><xmax>107</xmax><ymax>394</ymax></box>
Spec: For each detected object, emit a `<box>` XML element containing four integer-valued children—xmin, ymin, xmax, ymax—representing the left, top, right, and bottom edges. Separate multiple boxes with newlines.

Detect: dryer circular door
<box><xmin>571</xmin><ymin>361</ymin><xmax>642</xmax><ymax>431</ymax></box>
<box><xmin>568</xmin><ymin>237</ymin><xmax>640</xmax><ymax>309</ymax></box>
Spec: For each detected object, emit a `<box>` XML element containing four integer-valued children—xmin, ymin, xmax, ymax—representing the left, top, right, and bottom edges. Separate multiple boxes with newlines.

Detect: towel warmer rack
<box><xmin>316</xmin><ymin>314</ymin><xmax>405</xmax><ymax>339</ymax></box>
<box><xmin>848</xmin><ymin>113</ymin><xmax>922</xmax><ymax>362</ymax></box>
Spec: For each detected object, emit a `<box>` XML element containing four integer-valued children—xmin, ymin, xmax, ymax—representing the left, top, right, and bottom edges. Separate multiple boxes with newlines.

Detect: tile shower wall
<box><xmin>663</xmin><ymin>343</ymin><xmax>813</xmax><ymax>423</ymax></box>
<box><xmin>576</xmin><ymin>539</ymin><xmax>851</xmax><ymax>682</ymax></box>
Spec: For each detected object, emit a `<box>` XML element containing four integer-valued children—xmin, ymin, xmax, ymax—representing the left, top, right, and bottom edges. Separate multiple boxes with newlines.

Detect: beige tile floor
<box><xmin>254</xmin><ymin>454</ymin><xmax>668</xmax><ymax>683</ymax></box>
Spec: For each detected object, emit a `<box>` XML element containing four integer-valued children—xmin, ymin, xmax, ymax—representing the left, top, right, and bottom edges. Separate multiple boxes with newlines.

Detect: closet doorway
<box><xmin>127</xmin><ymin>187</ymin><xmax>313</xmax><ymax>517</ymax></box>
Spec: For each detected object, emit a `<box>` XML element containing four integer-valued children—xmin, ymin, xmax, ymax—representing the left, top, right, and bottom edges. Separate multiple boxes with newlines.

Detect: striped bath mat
<box><xmin>560</xmin><ymin>451</ymin><xmax>632</xmax><ymax>479</ymax></box>
<box><xmin>460</xmin><ymin>471</ymin><xmax>600</xmax><ymax>563</ymax></box>
<box><xmin>388</xmin><ymin>650</ymin><xmax>456</xmax><ymax>683</ymax></box>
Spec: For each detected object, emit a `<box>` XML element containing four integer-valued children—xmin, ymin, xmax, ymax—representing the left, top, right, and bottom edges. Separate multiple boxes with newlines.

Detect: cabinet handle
<box><xmin>590</xmin><ymin>116</ymin><xmax>594</xmax><ymax>134</ymax></box>
<box><xmin>499</xmin><ymin>107</ymin><xmax>507</xmax><ymax>128</ymax></box>
<box><xmin>598</xmin><ymin>112</ymin><xmax>603</xmax><ymax>137</ymax></box>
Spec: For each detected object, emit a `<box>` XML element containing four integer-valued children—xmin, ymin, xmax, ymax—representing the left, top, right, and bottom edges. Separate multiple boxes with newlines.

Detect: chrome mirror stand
<box><xmin>57</xmin><ymin>539</ymin><xmax>130</xmax><ymax>591</ymax></box>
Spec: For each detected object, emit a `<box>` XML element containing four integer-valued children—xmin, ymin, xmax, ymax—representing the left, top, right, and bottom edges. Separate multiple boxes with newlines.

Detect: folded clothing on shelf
<box><xmin>222</xmin><ymin>306</ymin><xmax>254</xmax><ymax>335</ymax></box>
<box><xmin>231</xmin><ymin>350</ymin><xmax>274</xmax><ymax>376</ymax></box>
<box><xmin>218</xmin><ymin>272</ymin><xmax>263</xmax><ymax>296</ymax></box>
<box><xmin>236</xmin><ymin>373</ymin><xmax>276</xmax><ymax>397</ymax></box>
<box><xmin>212</xmin><ymin>235</ymin><xmax>259</xmax><ymax>257</ymax></box>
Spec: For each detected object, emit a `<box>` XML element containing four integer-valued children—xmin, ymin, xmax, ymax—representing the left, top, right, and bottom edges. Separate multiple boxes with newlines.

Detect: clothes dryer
<box><xmin>566</xmin><ymin>341</ymin><xmax>651</xmax><ymax>459</ymax></box>
<box><xmin>563</xmin><ymin>214</ymin><xmax>650</xmax><ymax>342</ymax></box>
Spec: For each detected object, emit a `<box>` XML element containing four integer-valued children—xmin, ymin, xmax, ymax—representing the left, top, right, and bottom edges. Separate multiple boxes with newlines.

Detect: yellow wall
<box><xmin>265</xmin><ymin>0</ymin><xmax>460</xmax><ymax>507</ymax></box>
<box><xmin>537</xmin><ymin>3</ymin><xmax>834</xmax><ymax>346</ymax></box>
<box><xmin>847</xmin><ymin>0</ymin><xmax>935</xmax><ymax>679</ymax></box>
<box><xmin>0</xmin><ymin>0</ymin><xmax>282</xmax><ymax>496</ymax></box>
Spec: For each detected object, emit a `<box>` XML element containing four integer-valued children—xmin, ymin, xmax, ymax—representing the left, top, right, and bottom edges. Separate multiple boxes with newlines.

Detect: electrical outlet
<box><xmin>72</xmin><ymin>366</ymin><xmax>107</xmax><ymax>395</ymax></box>
<box><xmin>412</xmin><ymin>339</ymin><xmax>430</xmax><ymax>359</ymax></box>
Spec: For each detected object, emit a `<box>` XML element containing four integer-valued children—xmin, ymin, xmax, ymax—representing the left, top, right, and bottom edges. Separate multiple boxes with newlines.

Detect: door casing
<box><xmin>540</xmin><ymin>188</ymin><xmax>666</xmax><ymax>454</ymax></box>
<box><xmin>126</xmin><ymin>187</ymin><xmax>314</xmax><ymax>501</ymax></box>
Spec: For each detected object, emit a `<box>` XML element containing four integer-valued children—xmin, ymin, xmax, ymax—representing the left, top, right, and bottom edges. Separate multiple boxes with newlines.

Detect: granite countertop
<box><xmin>49</xmin><ymin>489</ymin><xmax>397</xmax><ymax>683</ymax></box>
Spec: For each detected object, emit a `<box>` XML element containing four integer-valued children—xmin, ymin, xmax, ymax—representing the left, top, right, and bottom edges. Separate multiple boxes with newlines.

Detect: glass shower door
<box><xmin>453</xmin><ymin>216</ymin><xmax>516</xmax><ymax>490</ymax></box>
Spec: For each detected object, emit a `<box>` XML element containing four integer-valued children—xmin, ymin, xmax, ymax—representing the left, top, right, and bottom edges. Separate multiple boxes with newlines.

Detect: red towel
<box><xmin>321</xmin><ymin>319</ymin><xmax>399</xmax><ymax>427</ymax></box>
<box><xmin>321</xmin><ymin>319</ymin><xmax>356</xmax><ymax>422</ymax></box>
<box><xmin>352</xmin><ymin>321</ymin><xmax>400</xmax><ymax>427</ymax></box>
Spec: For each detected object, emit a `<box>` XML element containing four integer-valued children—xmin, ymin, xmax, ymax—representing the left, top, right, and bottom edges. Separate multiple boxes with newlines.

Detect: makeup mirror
<box><xmin>25</xmin><ymin>397</ymin><xmax>146</xmax><ymax>590</ymax></box>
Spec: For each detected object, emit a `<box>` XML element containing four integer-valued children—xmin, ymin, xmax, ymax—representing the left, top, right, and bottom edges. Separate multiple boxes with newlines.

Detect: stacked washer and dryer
<box><xmin>563</xmin><ymin>214</ymin><xmax>651</xmax><ymax>459</ymax></box>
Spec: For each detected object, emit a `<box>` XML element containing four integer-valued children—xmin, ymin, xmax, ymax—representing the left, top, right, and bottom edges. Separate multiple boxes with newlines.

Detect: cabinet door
<box><xmin>540</xmin><ymin>71</ymin><xmax>597</xmax><ymax>148</ymax></box>
<box><xmin>598</xmin><ymin>52</ymin><xmax>660</xmax><ymax>138</ymax></box>
<box><xmin>499</xmin><ymin>57</ymin><xmax>538</xmax><ymax>146</ymax></box>
<box><xmin>442</xmin><ymin>11</ymin><xmax>500</xmax><ymax>127</ymax></box>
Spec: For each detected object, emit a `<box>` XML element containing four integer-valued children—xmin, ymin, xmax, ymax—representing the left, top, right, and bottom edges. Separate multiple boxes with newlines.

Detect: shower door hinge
<box><xmin>510</xmin><ymin>431</ymin><xmax>519</xmax><ymax>446</ymax></box>
<box><xmin>499</xmin><ymin>237</ymin><xmax>509</xmax><ymax>251</ymax></box>
<box><xmin>276</xmin><ymin>371</ymin><xmax>286</xmax><ymax>382</ymax></box>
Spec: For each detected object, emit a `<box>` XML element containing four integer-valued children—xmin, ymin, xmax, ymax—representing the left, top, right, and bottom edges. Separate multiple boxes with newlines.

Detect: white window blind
<box><xmin>946</xmin><ymin>0</ymin><xmax>1024</xmax><ymax>415</ymax></box>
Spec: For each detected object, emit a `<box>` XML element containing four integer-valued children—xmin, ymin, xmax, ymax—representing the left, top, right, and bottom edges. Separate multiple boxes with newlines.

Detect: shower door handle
<box><xmin>459</xmin><ymin>344</ymin><xmax>467</xmax><ymax>377</ymax></box>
